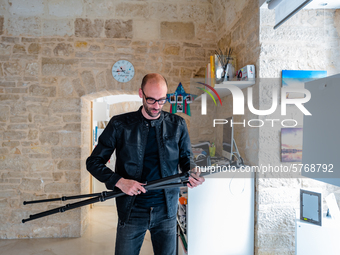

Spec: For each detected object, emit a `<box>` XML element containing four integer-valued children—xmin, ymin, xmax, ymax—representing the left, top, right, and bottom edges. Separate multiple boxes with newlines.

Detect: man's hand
<box><xmin>115</xmin><ymin>178</ymin><xmax>147</xmax><ymax>196</ymax></box>
<box><xmin>187</xmin><ymin>170</ymin><xmax>205</xmax><ymax>189</ymax></box>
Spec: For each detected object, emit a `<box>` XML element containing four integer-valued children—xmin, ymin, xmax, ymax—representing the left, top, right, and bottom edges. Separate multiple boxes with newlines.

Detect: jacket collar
<box><xmin>138</xmin><ymin>106</ymin><xmax>164</xmax><ymax>126</ymax></box>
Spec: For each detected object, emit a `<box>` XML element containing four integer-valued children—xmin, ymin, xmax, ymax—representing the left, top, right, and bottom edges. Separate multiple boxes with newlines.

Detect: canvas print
<box><xmin>281</xmin><ymin>128</ymin><xmax>303</xmax><ymax>162</ymax></box>
<box><xmin>282</xmin><ymin>70</ymin><xmax>327</xmax><ymax>99</ymax></box>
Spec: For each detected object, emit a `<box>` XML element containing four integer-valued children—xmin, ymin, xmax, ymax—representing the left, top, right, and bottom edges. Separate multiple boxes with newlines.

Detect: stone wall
<box><xmin>212</xmin><ymin>0</ymin><xmax>261</xmax><ymax>166</ymax></box>
<box><xmin>109</xmin><ymin>101</ymin><xmax>142</xmax><ymax>118</ymax></box>
<box><xmin>256</xmin><ymin>8</ymin><xmax>340</xmax><ymax>255</ymax></box>
<box><xmin>0</xmin><ymin>0</ymin><xmax>217</xmax><ymax>239</ymax></box>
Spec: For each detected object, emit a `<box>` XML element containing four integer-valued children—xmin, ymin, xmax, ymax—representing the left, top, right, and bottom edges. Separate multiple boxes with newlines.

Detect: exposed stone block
<box><xmin>29</xmin><ymin>85</ymin><xmax>56</xmax><ymax>97</ymax></box>
<box><xmin>7</xmin><ymin>124</ymin><xmax>29</xmax><ymax>130</ymax></box>
<box><xmin>65</xmin><ymin>172</ymin><xmax>81</xmax><ymax>183</ymax></box>
<box><xmin>62</xmin><ymin>114</ymin><xmax>81</xmax><ymax>123</ymax></box>
<box><xmin>53</xmin><ymin>43</ymin><xmax>74</xmax><ymax>57</ymax></box>
<box><xmin>134</xmin><ymin>20</ymin><xmax>159</xmax><ymax>40</ymax></box>
<box><xmin>0</xmin><ymin>105</ymin><xmax>9</xmax><ymax>122</ymax></box>
<box><xmin>48</xmin><ymin>0</ymin><xmax>83</xmax><ymax>17</ymax></box>
<box><xmin>58</xmin><ymin>78</ymin><xmax>76</xmax><ymax>98</ymax></box>
<box><xmin>51</xmin><ymin>147</ymin><xmax>81</xmax><ymax>160</ymax></box>
<box><xmin>20</xmin><ymin>178</ymin><xmax>42</xmax><ymax>192</ymax></box>
<box><xmin>75</xmin><ymin>51</ymin><xmax>93</xmax><ymax>58</ymax></box>
<box><xmin>57</xmin><ymin>159</ymin><xmax>80</xmax><ymax>170</ymax></box>
<box><xmin>52</xmin><ymin>172</ymin><xmax>64</xmax><ymax>182</ymax></box>
<box><xmin>44</xmin><ymin>182</ymin><xmax>80</xmax><ymax>194</ymax></box>
<box><xmin>43</xmin><ymin>19</ymin><xmax>73</xmax><ymax>36</ymax></box>
<box><xmin>115</xmin><ymin>3</ymin><xmax>148</xmax><ymax>19</ymax></box>
<box><xmin>42</xmin><ymin>58</ymin><xmax>78</xmax><ymax>77</ymax></box>
<box><xmin>13</xmin><ymin>44</ymin><xmax>26</xmax><ymax>54</ymax></box>
<box><xmin>22</xmin><ymin>146</ymin><xmax>50</xmax><ymax>155</ymax></box>
<box><xmin>28</xmin><ymin>43</ymin><xmax>41</xmax><ymax>54</ymax></box>
<box><xmin>72</xmin><ymin>78</ymin><xmax>86</xmax><ymax>97</ymax></box>
<box><xmin>39</xmin><ymin>132</ymin><xmax>59</xmax><ymax>145</ymax></box>
<box><xmin>95</xmin><ymin>71</ymin><xmax>106</xmax><ymax>91</ymax></box>
<box><xmin>9</xmin><ymin>0</ymin><xmax>44</xmax><ymax>16</ymax></box>
<box><xmin>7</xmin><ymin>17</ymin><xmax>41</xmax><ymax>37</ymax></box>
<box><xmin>28</xmin><ymin>129</ymin><xmax>39</xmax><ymax>140</ymax></box>
<box><xmin>10</xmin><ymin>116</ymin><xmax>28</xmax><ymax>123</ymax></box>
<box><xmin>150</xmin><ymin>3</ymin><xmax>177</xmax><ymax>20</ymax></box>
<box><xmin>59</xmin><ymin>132</ymin><xmax>81</xmax><ymax>147</ymax></box>
<box><xmin>3</xmin><ymin>131</ymin><xmax>27</xmax><ymax>140</ymax></box>
<box><xmin>62</xmin><ymin>123</ymin><xmax>81</xmax><ymax>132</ymax></box>
<box><xmin>105</xmin><ymin>19</ymin><xmax>133</xmax><ymax>39</ymax></box>
<box><xmin>160</xmin><ymin>22</ymin><xmax>195</xmax><ymax>40</ymax></box>
<box><xmin>3</xmin><ymin>62</ymin><xmax>22</xmax><ymax>76</ymax></box>
<box><xmin>1</xmin><ymin>37</ymin><xmax>19</xmax><ymax>43</ymax></box>
<box><xmin>0</xmin><ymin>44</ymin><xmax>11</xmax><ymax>55</ymax></box>
<box><xmin>80</xmin><ymin>71</ymin><xmax>96</xmax><ymax>94</ymax></box>
<box><xmin>257</xmin><ymin>232</ymin><xmax>294</xmax><ymax>249</ymax></box>
<box><xmin>75</xmin><ymin>18</ymin><xmax>104</xmax><ymax>38</ymax></box>
<box><xmin>163</xmin><ymin>43</ymin><xmax>180</xmax><ymax>55</ymax></box>
<box><xmin>2</xmin><ymin>141</ymin><xmax>20</xmax><ymax>148</ymax></box>
<box><xmin>178</xmin><ymin>4</ymin><xmax>210</xmax><ymax>23</ymax></box>
<box><xmin>33</xmin><ymin>115</ymin><xmax>61</xmax><ymax>124</ymax></box>
<box><xmin>0</xmin><ymin>16</ymin><xmax>3</xmax><ymax>35</ymax></box>
<box><xmin>25</xmin><ymin>62</ymin><xmax>39</xmax><ymax>77</ymax></box>
<box><xmin>85</xmin><ymin>0</ymin><xmax>115</xmax><ymax>18</ymax></box>
<box><xmin>41</xmin><ymin>77</ymin><xmax>58</xmax><ymax>85</ymax></box>
<box><xmin>49</xmin><ymin>98</ymin><xmax>81</xmax><ymax>113</ymax></box>
<box><xmin>74</xmin><ymin>41</ymin><xmax>88</xmax><ymax>48</ymax></box>
<box><xmin>180</xmin><ymin>67</ymin><xmax>193</xmax><ymax>78</ymax></box>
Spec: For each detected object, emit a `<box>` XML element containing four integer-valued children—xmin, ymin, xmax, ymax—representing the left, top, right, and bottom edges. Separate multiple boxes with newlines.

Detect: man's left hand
<box><xmin>187</xmin><ymin>170</ymin><xmax>205</xmax><ymax>188</ymax></box>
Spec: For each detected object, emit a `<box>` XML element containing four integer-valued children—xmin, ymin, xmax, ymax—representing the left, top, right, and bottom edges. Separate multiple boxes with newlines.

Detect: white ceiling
<box><xmin>304</xmin><ymin>0</ymin><xmax>340</xmax><ymax>9</ymax></box>
<box><xmin>264</xmin><ymin>0</ymin><xmax>340</xmax><ymax>9</ymax></box>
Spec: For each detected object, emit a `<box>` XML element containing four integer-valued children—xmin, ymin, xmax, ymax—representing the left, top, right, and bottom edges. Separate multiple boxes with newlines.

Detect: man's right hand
<box><xmin>115</xmin><ymin>178</ymin><xmax>147</xmax><ymax>196</ymax></box>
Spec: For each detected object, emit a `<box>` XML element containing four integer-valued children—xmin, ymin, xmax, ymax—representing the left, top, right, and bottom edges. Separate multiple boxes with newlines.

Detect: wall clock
<box><xmin>112</xmin><ymin>60</ymin><xmax>135</xmax><ymax>83</ymax></box>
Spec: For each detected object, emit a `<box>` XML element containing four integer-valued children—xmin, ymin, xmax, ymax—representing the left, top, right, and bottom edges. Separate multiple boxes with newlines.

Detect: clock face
<box><xmin>112</xmin><ymin>60</ymin><xmax>135</xmax><ymax>83</ymax></box>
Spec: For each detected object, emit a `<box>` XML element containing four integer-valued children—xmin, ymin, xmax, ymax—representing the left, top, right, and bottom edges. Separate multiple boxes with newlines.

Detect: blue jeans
<box><xmin>115</xmin><ymin>204</ymin><xmax>177</xmax><ymax>255</ymax></box>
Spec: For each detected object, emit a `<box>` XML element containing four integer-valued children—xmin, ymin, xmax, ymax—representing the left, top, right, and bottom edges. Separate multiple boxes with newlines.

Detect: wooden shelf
<box><xmin>195</xmin><ymin>80</ymin><xmax>255</xmax><ymax>101</ymax></box>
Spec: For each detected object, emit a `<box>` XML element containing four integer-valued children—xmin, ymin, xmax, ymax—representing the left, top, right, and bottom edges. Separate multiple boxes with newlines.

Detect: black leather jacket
<box><xmin>86</xmin><ymin>106</ymin><xmax>194</xmax><ymax>223</ymax></box>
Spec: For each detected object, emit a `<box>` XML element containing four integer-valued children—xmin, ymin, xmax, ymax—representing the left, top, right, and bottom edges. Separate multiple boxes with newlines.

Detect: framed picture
<box><xmin>177</xmin><ymin>103</ymin><xmax>183</xmax><ymax>113</ymax></box>
<box><xmin>281</xmin><ymin>127</ymin><xmax>303</xmax><ymax>162</ymax></box>
<box><xmin>177</xmin><ymin>95</ymin><xmax>183</xmax><ymax>103</ymax></box>
<box><xmin>282</xmin><ymin>70</ymin><xmax>327</xmax><ymax>99</ymax></box>
<box><xmin>170</xmin><ymin>95</ymin><xmax>176</xmax><ymax>104</ymax></box>
<box><xmin>186</xmin><ymin>95</ymin><xmax>192</xmax><ymax>104</ymax></box>
<box><xmin>300</xmin><ymin>189</ymin><xmax>322</xmax><ymax>226</ymax></box>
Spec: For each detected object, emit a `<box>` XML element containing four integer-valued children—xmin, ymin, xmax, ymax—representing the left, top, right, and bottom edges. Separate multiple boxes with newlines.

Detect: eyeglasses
<box><xmin>142</xmin><ymin>90</ymin><xmax>167</xmax><ymax>105</ymax></box>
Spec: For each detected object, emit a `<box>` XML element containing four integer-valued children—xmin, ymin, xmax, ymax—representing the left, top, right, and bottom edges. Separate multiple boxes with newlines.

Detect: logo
<box><xmin>198</xmin><ymin>82</ymin><xmax>311</xmax><ymax>116</ymax></box>
<box><xmin>196</xmin><ymin>82</ymin><xmax>222</xmax><ymax>115</ymax></box>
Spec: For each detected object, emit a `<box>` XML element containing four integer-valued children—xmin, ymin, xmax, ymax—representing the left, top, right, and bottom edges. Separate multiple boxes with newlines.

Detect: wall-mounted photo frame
<box><xmin>186</xmin><ymin>95</ymin><xmax>192</xmax><ymax>104</ymax></box>
<box><xmin>281</xmin><ymin>127</ymin><xmax>303</xmax><ymax>162</ymax></box>
<box><xmin>170</xmin><ymin>95</ymin><xmax>176</xmax><ymax>104</ymax></box>
<box><xmin>177</xmin><ymin>95</ymin><xmax>183</xmax><ymax>103</ymax></box>
<box><xmin>177</xmin><ymin>103</ymin><xmax>183</xmax><ymax>113</ymax></box>
<box><xmin>282</xmin><ymin>70</ymin><xmax>327</xmax><ymax>99</ymax></box>
<box><xmin>300</xmin><ymin>189</ymin><xmax>322</xmax><ymax>226</ymax></box>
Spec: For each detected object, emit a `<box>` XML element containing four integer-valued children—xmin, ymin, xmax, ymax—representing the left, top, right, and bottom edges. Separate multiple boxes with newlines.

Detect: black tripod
<box><xmin>22</xmin><ymin>172</ymin><xmax>193</xmax><ymax>223</ymax></box>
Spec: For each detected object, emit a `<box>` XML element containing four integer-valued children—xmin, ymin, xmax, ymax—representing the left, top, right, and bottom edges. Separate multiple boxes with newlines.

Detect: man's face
<box><xmin>139</xmin><ymin>80</ymin><xmax>167</xmax><ymax>119</ymax></box>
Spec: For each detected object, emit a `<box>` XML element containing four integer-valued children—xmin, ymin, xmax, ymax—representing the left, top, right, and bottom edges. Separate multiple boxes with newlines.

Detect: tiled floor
<box><xmin>0</xmin><ymin>206</ymin><xmax>153</xmax><ymax>255</ymax></box>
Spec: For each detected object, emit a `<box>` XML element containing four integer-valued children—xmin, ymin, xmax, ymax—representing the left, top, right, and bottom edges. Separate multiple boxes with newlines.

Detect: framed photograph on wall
<box><xmin>282</xmin><ymin>70</ymin><xmax>327</xmax><ymax>99</ymax></box>
<box><xmin>177</xmin><ymin>103</ymin><xmax>183</xmax><ymax>113</ymax></box>
<box><xmin>186</xmin><ymin>95</ymin><xmax>192</xmax><ymax>104</ymax></box>
<box><xmin>170</xmin><ymin>95</ymin><xmax>176</xmax><ymax>104</ymax></box>
<box><xmin>281</xmin><ymin>127</ymin><xmax>303</xmax><ymax>162</ymax></box>
<box><xmin>177</xmin><ymin>95</ymin><xmax>183</xmax><ymax>103</ymax></box>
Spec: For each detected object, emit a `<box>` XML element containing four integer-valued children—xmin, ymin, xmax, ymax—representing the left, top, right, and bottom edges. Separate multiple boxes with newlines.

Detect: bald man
<box><xmin>86</xmin><ymin>73</ymin><xmax>204</xmax><ymax>255</ymax></box>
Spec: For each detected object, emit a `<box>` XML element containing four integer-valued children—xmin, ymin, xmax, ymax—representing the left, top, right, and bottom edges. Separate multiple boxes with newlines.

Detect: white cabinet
<box><xmin>296</xmin><ymin>217</ymin><xmax>340</xmax><ymax>255</ymax></box>
<box><xmin>181</xmin><ymin>171</ymin><xmax>254</xmax><ymax>255</ymax></box>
